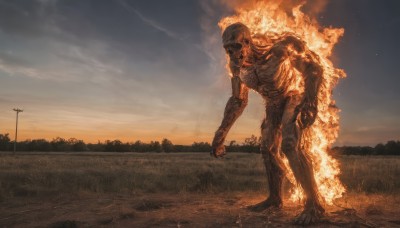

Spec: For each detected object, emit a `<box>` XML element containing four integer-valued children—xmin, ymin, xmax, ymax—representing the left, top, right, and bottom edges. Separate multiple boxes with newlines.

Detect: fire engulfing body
<box><xmin>211</xmin><ymin>0</ymin><xmax>346</xmax><ymax>225</ymax></box>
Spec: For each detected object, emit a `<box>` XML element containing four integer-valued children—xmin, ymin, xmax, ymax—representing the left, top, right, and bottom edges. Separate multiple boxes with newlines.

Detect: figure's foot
<box><xmin>294</xmin><ymin>202</ymin><xmax>325</xmax><ymax>225</ymax></box>
<box><xmin>247</xmin><ymin>197</ymin><xmax>282</xmax><ymax>212</ymax></box>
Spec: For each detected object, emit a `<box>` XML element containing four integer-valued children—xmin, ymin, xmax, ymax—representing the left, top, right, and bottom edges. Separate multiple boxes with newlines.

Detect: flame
<box><xmin>218</xmin><ymin>0</ymin><xmax>346</xmax><ymax>205</ymax></box>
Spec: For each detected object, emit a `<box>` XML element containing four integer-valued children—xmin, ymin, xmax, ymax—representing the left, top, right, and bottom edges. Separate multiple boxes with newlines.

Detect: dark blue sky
<box><xmin>0</xmin><ymin>0</ymin><xmax>399</xmax><ymax>145</ymax></box>
<box><xmin>318</xmin><ymin>0</ymin><xmax>400</xmax><ymax>145</ymax></box>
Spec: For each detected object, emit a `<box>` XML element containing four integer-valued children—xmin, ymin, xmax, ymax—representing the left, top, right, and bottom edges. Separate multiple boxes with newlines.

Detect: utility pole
<box><xmin>13</xmin><ymin>108</ymin><xmax>23</xmax><ymax>153</ymax></box>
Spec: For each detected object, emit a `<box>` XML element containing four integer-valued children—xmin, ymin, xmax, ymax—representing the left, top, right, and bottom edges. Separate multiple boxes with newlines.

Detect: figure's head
<box><xmin>222</xmin><ymin>22</ymin><xmax>252</xmax><ymax>70</ymax></box>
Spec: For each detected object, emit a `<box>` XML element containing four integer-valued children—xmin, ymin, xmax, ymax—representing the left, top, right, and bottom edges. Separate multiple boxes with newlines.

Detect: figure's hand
<box><xmin>297</xmin><ymin>99</ymin><xmax>318</xmax><ymax>129</ymax></box>
<box><xmin>211</xmin><ymin>144</ymin><xmax>226</xmax><ymax>158</ymax></box>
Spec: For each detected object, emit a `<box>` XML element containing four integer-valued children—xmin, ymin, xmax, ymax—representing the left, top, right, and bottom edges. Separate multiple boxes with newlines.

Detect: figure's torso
<box><xmin>239</xmin><ymin>44</ymin><xmax>304</xmax><ymax>102</ymax></box>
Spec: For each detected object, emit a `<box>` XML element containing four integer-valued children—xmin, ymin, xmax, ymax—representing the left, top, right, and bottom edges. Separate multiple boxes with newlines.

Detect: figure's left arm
<box><xmin>284</xmin><ymin>36</ymin><xmax>324</xmax><ymax>128</ymax></box>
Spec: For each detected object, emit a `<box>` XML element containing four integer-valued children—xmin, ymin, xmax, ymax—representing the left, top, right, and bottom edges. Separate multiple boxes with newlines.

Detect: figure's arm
<box><xmin>281</xmin><ymin>36</ymin><xmax>323</xmax><ymax>128</ymax></box>
<box><xmin>293</xmin><ymin>52</ymin><xmax>323</xmax><ymax>104</ymax></box>
<box><xmin>211</xmin><ymin>75</ymin><xmax>249</xmax><ymax>157</ymax></box>
<box><xmin>292</xmin><ymin>50</ymin><xmax>323</xmax><ymax>128</ymax></box>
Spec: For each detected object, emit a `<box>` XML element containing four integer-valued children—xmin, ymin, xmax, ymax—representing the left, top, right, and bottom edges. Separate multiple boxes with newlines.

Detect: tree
<box><xmin>227</xmin><ymin>140</ymin><xmax>239</xmax><ymax>152</ymax></box>
<box><xmin>28</xmin><ymin>139</ymin><xmax>52</xmax><ymax>151</ymax></box>
<box><xmin>68</xmin><ymin>138</ymin><xmax>87</xmax><ymax>152</ymax></box>
<box><xmin>242</xmin><ymin>134</ymin><xmax>260</xmax><ymax>153</ymax></box>
<box><xmin>104</xmin><ymin>140</ymin><xmax>130</xmax><ymax>152</ymax></box>
<box><xmin>161</xmin><ymin>138</ymin><xmax>174</xmax><ymax>152</ymax></box>
<box><xmin>0</xmin><ymin>133</ymin><xmax>11</xmax><ymax>151</ymax></box>
<box><xmin>191</xmin><ymin>142</ymin><xmax>211</xmax><ymax>152</ymax></box>
<box><xmin>244</xmin><ymin>135</ymin><xmax>258</xmax><ymax>146</ymax></box>
<box><xmin>51</xmin><ymin>137</ymin><xmax>70</xmax><ymax>151</ymax></box>
<box><xmin>385</xmin><ymin>140</ymin><xmax>399</xmax><ymax>155</ymax></box>
<box><xmin>150</xmin><ymin>141</ymin><xmax>162</xmax><ymax>152</ymax></box>
<box><xmin>87</xmin><ymin>141</ymin><xmax>105</xmax><ymax>152</ymax></box>
<box><xmin>131</xmin><ymin>140</ymin><xmax>143</xmax><ymax>152</ymax></box>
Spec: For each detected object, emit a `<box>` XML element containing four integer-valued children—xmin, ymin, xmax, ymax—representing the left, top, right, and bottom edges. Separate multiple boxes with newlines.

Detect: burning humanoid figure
<box><xmin>211</xmin><ymin>22</ymin><xmax>326</xmax><ymax>225</ymax></box>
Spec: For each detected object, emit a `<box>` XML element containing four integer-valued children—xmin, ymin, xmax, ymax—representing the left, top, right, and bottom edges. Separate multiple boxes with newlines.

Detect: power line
<box><xmin>13</xmin><ymin>108</ymin><xmax>23</xmax><ymax>153</ymax></box>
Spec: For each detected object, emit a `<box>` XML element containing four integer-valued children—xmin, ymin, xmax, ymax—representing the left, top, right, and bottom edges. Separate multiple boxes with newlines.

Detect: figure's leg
<box><xmin>281</xmin><ymin>95</ymin><xmax>324</xmax><ymax>224</ymax></box>
<box><xmin>248</xmin><ymin>105</ymin><xmax>286</xmax><ymax>212</ymax></box>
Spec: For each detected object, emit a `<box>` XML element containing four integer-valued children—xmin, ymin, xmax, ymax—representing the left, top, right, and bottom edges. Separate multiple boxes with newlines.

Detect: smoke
<box><xmin>301</xmin><ymin>0</ymin><xmax>329</xmax><ymax>18</ymax></box>
<box><xmin>198</xmin><ymin>0</ymin><xmax>232</xmax><ymax>90</ymax></box>
<box><xmin>214</xmin><ymin>0</ymin><xmax>329</xmax><ymax>22</ymax></box>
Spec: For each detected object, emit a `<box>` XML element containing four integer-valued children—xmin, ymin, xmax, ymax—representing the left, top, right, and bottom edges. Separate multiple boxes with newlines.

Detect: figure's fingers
<box><xmin>300</xmin><ymin>112</ymin><xmax>309</xmax><ymax>129</ymax></box>
<box><xmin>212</xmin><ymin>146</ymin><xmax>226</xmax><ymax>158</ymax></box>
<box><xmin>211</xmin><ymin>149</ymin><xmax>217</xmax><ymax>158</ymax></box>
<box><xmin>300</xmin><ymin>112</ymin><xmax>306</xmax><ymax>123</ymax></box>
<box><xmin>212</xmin><ymin>151</ymin><xmax>219</xmax><ymax>158</ymax></box>
<box><xmin>300</xmin><ymin>110</ymin><xmax>318</xmax><ymax>129</ymax></box>
<box><xmin>218</xmin><ymin>151</ymin><xmax>226</xmax><ymax>158</ymax></box>
<box><xmin>218</xmin><ymin>147</ymin><xmax>226</xmax><ymax>157</ymax></box>
<box><xmin>298</xmin><ymin>114</ymin><xmax>305</xmax><ymax>129</ymax></box>
<box><xmin>309</xmin><ymin>111</ymin><xmax>317</xmax><ymax>125</ymax></box>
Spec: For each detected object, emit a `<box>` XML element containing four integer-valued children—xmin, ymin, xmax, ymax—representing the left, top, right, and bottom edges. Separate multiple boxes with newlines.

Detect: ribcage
<box><xmin>256</xmin><ymin>58</ymin><xmax>303</xmax><ymax>100</ymax></box>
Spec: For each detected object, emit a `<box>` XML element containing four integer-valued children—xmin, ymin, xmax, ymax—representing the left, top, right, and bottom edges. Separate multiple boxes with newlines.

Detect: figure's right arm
<box><xmin>211</xmin><ymin>75</ymin><xmax>249</xmax><ymax>157</ymax></box>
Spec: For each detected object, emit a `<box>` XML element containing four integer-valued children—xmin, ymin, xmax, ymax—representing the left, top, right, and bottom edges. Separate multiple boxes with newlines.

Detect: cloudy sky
<box><xmin>0</xmin><ymin>0</ymin><xmax>399</xmax><ymax>146</ymax></box>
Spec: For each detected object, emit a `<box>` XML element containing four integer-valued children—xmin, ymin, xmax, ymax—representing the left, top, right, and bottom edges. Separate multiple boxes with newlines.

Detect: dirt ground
<box><xmin>1</xmin><ymin>153</ymin><xmax>399</xmax><ymax>227</ymax></box>
<box><xmin>1</xmin><ymin>192</ymin><xmax>399</xmax><ymax>228</ymax></box>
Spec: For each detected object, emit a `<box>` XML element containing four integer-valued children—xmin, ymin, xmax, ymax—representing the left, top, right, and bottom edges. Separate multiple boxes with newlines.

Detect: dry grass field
<box><xmin>0</xmin><ymin>152</ymin><xmax>399</xmax><ymax>227</ymax></box>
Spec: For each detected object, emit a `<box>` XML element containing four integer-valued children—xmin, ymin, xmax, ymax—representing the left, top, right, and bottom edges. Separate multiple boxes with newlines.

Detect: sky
<box><xmin>0</xmin><ymin>0</ymin><xmax>399</xmax><ymax>146</ymax></box>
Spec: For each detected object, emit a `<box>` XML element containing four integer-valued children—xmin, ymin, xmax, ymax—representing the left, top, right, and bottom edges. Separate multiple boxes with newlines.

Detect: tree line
<box><xmin>331</xmin><ymin>140</ymin><xmax>400</xmax><ymax>155</ymax></box>
<box><xmin>0</xmin><ymin>133</ymin><xmax>399</xmax><ymax>155</ymax></box>
<box><xmin>0</xmin><ymin>133</ymin><xmax>215</xmax><ymax>153</ymax></box>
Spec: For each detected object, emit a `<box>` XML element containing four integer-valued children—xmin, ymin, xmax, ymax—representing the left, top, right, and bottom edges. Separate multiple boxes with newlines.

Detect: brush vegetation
<box><xmin>0</xmin><ymin>153</ymin><xmax>399</xmax><ymax>200</ymax></box>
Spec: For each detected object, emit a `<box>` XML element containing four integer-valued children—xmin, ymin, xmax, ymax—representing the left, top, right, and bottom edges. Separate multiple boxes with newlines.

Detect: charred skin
<box><xmin>212</xmin><ymin>23</ymin><xmax>325</xmax><ymax>225</ymax></box>
<box><xmin>211</xmin><ymin>75</ymin><xmax>248</xmax><ymax>158</ymax></box>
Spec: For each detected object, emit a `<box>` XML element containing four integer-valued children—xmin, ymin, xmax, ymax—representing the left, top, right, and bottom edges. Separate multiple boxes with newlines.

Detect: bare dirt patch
<box><xmin>1</xmin><ymin>192</ymin><xmax>399</xmax><ymax>227</ymax></box>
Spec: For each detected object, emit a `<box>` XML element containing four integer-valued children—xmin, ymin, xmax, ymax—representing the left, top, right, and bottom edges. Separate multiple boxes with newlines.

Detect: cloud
<box><xmin>117</xmin><ymin>0</ymin><xmax>183</xmax><ymax>41</ymax></box>
<box><xmin>0</xmin><ymin>0</ymin><xmax>324</xmax><ymax>144</ymax></box>
<box><xmin>0</xmin><ymin>51</ymin><xmax>42</xmax><ymax>79</ymax></box>
<box><xmin>116</xmin><ymin>0</ymin><xmax>219</xmax><ymax>62</ymax></box>
<box><xmin>0</xmin><ymin>50</ymin><xmax>31</xmax><ymax>67</ymax></box>
<box><xmin>0</xmin><ymin>39</ymin><xmax>127</xmax><ymax>83</ymax></box>
<box><xmin>0</xmin><ymin>1</ymin><xmax>44</xmax><ymax>37</ymax></box>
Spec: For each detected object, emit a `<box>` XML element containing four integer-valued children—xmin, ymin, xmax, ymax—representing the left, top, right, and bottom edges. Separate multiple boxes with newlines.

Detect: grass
<box><xmin>1</xmin><ymin>152</ymin><xmax>400</xmax><ymax>227</ymax></box>
<box><xmin>0</xmin><ymin>152</ymin><xmax>399</xmax><ymax>200</ymax></box>
<box><xmin>339</xmin><ymin>155</ymin><xmax>400</xmax><ymax>193</ymax></box>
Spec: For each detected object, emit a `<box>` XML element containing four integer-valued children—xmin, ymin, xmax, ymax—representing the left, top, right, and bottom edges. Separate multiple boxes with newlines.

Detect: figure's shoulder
<box><xmin>276</xmin><ymin>33</ymin><xmax>306</xmax><ymax>53</ymax></box>
<box><xmin>250</xmin><ymin>32</ymin><xmax>308</xmax><ymax>61</ymax></box>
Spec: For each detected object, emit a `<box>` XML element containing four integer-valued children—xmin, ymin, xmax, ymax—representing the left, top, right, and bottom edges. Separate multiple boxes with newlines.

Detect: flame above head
<box><xmin>218</xmin><ymin>0</ymin><xmax>346</xmax><ymax>205</ymax></box>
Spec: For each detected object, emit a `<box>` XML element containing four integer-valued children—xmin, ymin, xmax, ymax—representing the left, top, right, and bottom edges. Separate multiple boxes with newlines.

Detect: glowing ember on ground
<box><xmin>219</xmin><ymin>1</ymin><xmax>346</xmax><ymax>205</ymax></box>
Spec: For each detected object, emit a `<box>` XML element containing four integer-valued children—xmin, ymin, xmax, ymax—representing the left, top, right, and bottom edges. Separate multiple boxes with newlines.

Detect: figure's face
<box><xmin>222</xmin><ymin>24</ymin><xmax>252</xmax><ymax>71</ymax></box>
<box><xmin>223</xmin><ymin>40</ymin><xmax>250</xmax><ymax>67</ymax></box>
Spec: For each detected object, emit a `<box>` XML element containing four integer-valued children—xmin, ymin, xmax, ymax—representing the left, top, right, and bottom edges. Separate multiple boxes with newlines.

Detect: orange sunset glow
<box><xmin>0</xmin><ymin>0</ymin><xmax>399</xmax><ymax>147</ymax></box>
